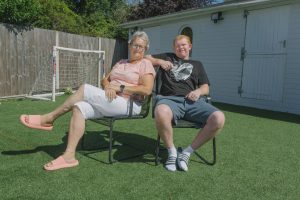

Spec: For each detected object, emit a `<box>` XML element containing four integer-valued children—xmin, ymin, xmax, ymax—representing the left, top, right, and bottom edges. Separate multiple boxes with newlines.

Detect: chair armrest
<box><xmin>204</xmin><ymin>95</ymin><xmax>212</xmax><ymax>104</ymax></box>
<box><xmin>128</xmin><ymin>94</ymin><xmax>152</xmax><ymax>118</ymax></box>
<box><xmin>128</xmin><ymin>97</ymin><xmax>134</xmax><ymax>117</ymax></box>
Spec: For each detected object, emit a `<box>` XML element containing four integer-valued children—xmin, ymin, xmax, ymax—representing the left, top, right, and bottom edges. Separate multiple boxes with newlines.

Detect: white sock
<box><xmin>183</xmin><ymin>145</ymin><xmax>194</xmax><ymax>156</ymax></box>
<box><xmin>166</xmin><ymin>146</ymin><xmax>177</xmax><ymax>172</ymax></box>
<box><xmin>168</xmin><ymin>146</ymin><xmax>177</xmax><ymax>157</ymax></box>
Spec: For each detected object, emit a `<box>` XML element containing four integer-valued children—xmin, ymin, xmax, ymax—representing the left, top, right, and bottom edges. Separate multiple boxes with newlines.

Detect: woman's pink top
<box><xmin>109</xmin><ymin>58</ymin><xmax>156</xmax><ymax>99</ymax></box>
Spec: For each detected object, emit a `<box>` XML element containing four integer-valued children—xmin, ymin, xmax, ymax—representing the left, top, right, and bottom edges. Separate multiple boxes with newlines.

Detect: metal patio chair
<box><xmin>82</xmin><ymin>94</ymin><xmax>152</xmax><ymax>164</ymax></box>
<box><xmin>153</xmin><ymin>67</ymin><xmax>216</xmax><ymax>166</ymax></box>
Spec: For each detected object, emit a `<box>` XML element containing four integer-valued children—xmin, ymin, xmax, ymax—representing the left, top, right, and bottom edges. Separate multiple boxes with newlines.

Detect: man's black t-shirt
<box><xmin>153</xmin><ymin>53</ymin><xmax>210</xmax><ymax>96</ymax></box>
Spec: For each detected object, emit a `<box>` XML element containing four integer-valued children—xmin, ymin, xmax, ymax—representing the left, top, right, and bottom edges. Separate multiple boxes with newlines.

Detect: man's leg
<box><xmin>155</xmin><ymin>104</ymin><xmax>177</xmax><ymax>172</ymax></box>
<box><xmin>191</xmin><ymin>111</ymin><xmax>225</xmax><ymax>149</ymax></box>
<box><xmin>178</xmin><ymin>111</ymin><xmax>225</xmax><ymax>171</ymax></box>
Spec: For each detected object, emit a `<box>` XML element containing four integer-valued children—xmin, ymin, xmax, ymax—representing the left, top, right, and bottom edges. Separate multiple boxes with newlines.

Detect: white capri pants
<box><xmin>74</xmin><ymin>84</ymin><xmax>142</xmax><ymax>120</ymax></box>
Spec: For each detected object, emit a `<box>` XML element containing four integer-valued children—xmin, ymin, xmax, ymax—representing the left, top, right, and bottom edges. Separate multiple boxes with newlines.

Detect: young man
<box><xmin>146</xmin><ymin>35</ymin><xmax>225</xmax><ymax>172</ymax></box>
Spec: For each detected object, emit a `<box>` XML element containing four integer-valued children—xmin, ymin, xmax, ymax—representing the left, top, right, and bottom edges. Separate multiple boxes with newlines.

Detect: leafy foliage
<box><xmin>33</xmin><ymin>0</ymin><xmax>85</xmax><ymax>34</ymax></box>
<box><xmin>0</xmin><ymin>0</ymin><xmax>40</xmax><ymax>26</ymax></box>
<box><xmin>127</xmin><ymin>0</ymin><xmax>215</xmax><ymax>21</ymax></box>
<box><xmin>0</xmin><ymin>0</ymin><xmax>216</xmax><ymax>38</ymax></box>
<box><xmin>55</xmin><ymin>0</ymin><xmax>130</xmax><ymax>38</ymax></box>
<box><xmin>0</xmin><ymin>0</ymin><xmax>129</xmax><ymax>39</ymax></box>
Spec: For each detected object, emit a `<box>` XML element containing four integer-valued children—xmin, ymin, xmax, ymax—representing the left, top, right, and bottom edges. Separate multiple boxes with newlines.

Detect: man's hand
<box><xmin>158</xmin><ymin>60</ymin><xmax>173</xmax><ymax>71</ymax></box>
<box><xmin>144</xmin><ymin>55</ymin><xmax>173</xmax><ymax>71</ymax></box>
<box><xmin>185</xmin><ymin>90</ymin><xmax>201</xmax><ymax>102</ymax></box>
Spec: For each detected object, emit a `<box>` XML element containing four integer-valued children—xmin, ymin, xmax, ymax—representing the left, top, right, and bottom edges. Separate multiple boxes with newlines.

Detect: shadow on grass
<box><xmin>81</xmin><ymin>130</ymin><xmax>158</xmax><ymax>165</ymax></box>
<box><xmin>214</xmin><ymin>102</ymin><xmax>300</xmax><ymax>124</ymax></box>
<box><xmin>1</xmin><ymin>132</ymin><xmax>69</xmax><ymax>159</ymax></box>
<box><xmin>1</xmin><ymin>130</ymin><xmax>160</xmax><ymax>165</ymax></box>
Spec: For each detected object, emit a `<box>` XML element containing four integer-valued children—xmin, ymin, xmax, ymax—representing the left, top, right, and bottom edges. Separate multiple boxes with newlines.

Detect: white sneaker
<box><xmin>165</xmin><ymin>156</ymin><xmax>177</xmax><ymax>172</ymax></box>
<box><xmin>177</xmin><ymin>152</ymin><xmax>190</xmax><ymax>172</ymax></box>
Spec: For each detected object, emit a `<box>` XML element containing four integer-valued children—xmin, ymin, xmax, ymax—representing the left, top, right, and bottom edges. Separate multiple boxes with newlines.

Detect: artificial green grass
<box><xmin>0</xmin><ymin>96</ymin><xmax>299</xmax><ymax>200</ymax></box>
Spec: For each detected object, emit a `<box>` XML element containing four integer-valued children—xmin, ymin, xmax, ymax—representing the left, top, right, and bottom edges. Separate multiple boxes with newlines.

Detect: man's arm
<box><xmin>185</xmin><ymin>84</ymin><xmax>209</xmax><ymax>102</ymax></box>
<box><xmin>196</xmin><ymin>84</ymin><xmax>209</xmax><ymax>96</ymax></box>
<box><xmin>145</xmin><ymin>55</ymin><xmax>173</xmax><ymax>71</ymax></box>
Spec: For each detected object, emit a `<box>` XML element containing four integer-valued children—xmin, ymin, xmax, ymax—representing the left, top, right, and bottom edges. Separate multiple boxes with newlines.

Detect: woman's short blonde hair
<box><xmin>173</xmin><ymin>35</ymin><xmax>192</xmax><ymax>46</ymax></box>
<box><xmin>129</xmin><ymin>31</ymin><xmax>150</xmax><ymax>51</ymax></box>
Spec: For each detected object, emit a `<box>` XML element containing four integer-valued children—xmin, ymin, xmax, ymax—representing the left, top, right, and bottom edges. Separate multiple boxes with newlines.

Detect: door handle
<box><xmin>280</xmin><ymin>40</ymin><xmax>286</xmax><ymax>48</ymax></box>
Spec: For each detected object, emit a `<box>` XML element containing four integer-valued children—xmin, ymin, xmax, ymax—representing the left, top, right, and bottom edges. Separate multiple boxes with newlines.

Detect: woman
<box><xmin>20</xmin><ymin>31</ymin><xmax>155</xmax><ymax>171</ymax></box>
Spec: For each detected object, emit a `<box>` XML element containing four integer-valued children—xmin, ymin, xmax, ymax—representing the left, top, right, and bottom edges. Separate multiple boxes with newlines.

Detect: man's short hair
<box><xmin>173</xmin><ymin>35</ymin><xmax>192</xmax><ymax>46</ymax></box>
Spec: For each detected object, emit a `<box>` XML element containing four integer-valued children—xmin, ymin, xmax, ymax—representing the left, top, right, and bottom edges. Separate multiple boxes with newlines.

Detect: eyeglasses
<box><xmin>130</xmin><ymin>44</ymin><xmax>145</xmax><ymax>51</ymax></box>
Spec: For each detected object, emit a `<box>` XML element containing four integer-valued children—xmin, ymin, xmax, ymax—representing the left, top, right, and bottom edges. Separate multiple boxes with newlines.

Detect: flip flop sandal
<box><xmin>44</xmin><ymin>156</ymin><xmax>79</xmax><ymax>171</ymax></box>
<box><xmin>20</xmin><ymin>115</ymin><xmax>53</xmax><ymax>131</ymax></box>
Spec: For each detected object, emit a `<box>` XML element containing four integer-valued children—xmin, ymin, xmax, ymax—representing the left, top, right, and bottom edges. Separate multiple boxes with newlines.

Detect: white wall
<box><xmin>193</xmin><ymin>10</ymin><xmax>245</xmax><ymax>104</ymax></box>
<box><xmin>143</xmin><ymin>26</ymin><xmax>161</xmax><ymax>55</ymax></box>
<box><xmin>140</xmin><ymin>2</ymin><xmax>300</xmax><ymax>115</ymax></box>
<box><xmin>143</xmin><ymin>10</ymin><xmax>246</xmax><ymax>104</ymax></box>
<box><xmin>283</xmin><ymin>3</ymin><xmax>300</xmax><ymax>114</ymax></box>
<box><xmin>227</xmin><ymin>3</ymin><xmax>300</xmax><ymax>115</ymax></box>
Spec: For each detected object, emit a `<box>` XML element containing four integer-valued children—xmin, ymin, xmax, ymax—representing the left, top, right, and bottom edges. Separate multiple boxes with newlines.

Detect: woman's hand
<box><xmin>104</xmin><ymin>84</ymin><xmax>118</xmax><ymax>102</ymax></box>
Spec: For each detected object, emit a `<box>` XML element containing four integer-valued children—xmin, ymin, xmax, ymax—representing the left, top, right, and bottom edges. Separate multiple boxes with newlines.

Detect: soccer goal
<box><xmin>28</xmin><ymin>46</ymin><xmax>105</xmax><ymax>101</ymax></box>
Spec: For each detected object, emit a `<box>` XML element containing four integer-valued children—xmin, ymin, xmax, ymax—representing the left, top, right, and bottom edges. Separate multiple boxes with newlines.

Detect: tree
<box><xmin>33</xmin><ymin>0</ymin><xmax>85</xmax><ymax>35</ymax></box>
<box><xmin>62</xmin><ymin>0</ymin><xmax>130</xmax><ymax>38</ymax></box>
<box><xmin>0</xmin><ymin>0</ymin><xmax>40</xmax><ymax>26</ymax></box>
<box><xmin>0</xmin><ymin>0</ymin><xmax>130</xmax><ymax>39</ymax></box>
<box><xmin>127</xmin><ymin>0</ymin><xmax>216</xmax><ymax>21</ymax></box>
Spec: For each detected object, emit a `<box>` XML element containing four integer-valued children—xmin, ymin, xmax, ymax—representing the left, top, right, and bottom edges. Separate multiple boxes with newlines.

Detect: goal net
<box><xmin>29</xmin><ymin>46</ymin><xmax>105</xmax><ymax>101</ymax></box>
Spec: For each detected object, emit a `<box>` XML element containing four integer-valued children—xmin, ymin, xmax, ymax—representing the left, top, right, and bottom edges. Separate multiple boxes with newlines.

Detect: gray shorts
<box><xmin>155</xmin><ymin>95</ymin><xmax>219</xmax><ymax>126</ymax></box>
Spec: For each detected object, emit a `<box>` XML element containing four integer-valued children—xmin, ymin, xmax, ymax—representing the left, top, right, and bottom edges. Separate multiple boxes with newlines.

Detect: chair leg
<box><xmin>81</xmin><ymin>132</ymin><xmax>85</xmax><ymax>150</ymax></box>
<box><xmin>83</xmin><ymin>119</ymin><xmax>146</xmax><ymax>164</ymax></box>
<box><xmin>80</xmin><ymin>131</ymin><xmax>90</xmax><ymax>150</ymax></box>
<box><xmin>212</xmin><ymin>137</ymin><xmax>216</xmax><ymax>165</ymax></box>
<box><xmin>194</xmin><ymin>137</ymin><xmax>217</xmax><ymax>165</ymax></box>
<box><xmin>155</xmin><ymin>135</ymin><xmax>161</xmax><ymax>165</ymax></box>
<box><xmin>108</xmin><ymin>120</ymin><xmax>114</xmax><ymax>164</ymax></box>
<box><xmin>108</xmin><ymin>119</ymin><xmax>145</xmax><ymax>164</ymax></box>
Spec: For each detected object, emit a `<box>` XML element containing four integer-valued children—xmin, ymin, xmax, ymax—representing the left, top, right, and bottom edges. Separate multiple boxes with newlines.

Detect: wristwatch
<box><xmin>120</xmin><ymin>85</ymin><xmax>125</xmax><ymax>93</ymax></box>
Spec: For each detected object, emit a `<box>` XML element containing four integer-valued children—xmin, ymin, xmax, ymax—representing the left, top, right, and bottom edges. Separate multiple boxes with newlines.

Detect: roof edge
<box><xmin>121</xmin><ymin>0</ymin><xmax>295</xmax><ymax>28</ymax></box>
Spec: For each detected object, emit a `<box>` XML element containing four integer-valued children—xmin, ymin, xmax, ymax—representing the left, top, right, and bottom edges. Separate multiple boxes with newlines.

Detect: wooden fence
<box><xmin>0</xmin><ymin>23</ymin><xmax>128</xmax><ymax>98</ymax></box>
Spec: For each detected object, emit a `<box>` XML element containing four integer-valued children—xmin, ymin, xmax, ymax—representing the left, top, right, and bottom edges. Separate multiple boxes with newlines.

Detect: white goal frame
<box><xmin>30</xmin><ymin>46</ymin><xmax>105</xmax><ymax>102</ymax></box>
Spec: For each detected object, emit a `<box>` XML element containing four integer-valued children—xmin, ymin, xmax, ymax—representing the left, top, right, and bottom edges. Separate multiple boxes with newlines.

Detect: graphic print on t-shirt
<box><xmin>169</xmin><ymin>59</ymin><xmax>193</xmax><ymax>81</ymax></box>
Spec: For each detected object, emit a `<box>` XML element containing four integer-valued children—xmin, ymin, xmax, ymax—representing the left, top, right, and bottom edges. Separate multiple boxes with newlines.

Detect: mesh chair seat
<box><xmin>83</xmin><ymin>95</ymin><xmax>152</xmax><ymax>164</ymax></box>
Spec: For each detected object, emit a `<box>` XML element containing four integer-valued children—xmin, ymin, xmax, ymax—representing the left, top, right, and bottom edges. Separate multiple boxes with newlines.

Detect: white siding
<box><xmin>139</xmin><ymin>1</ymin><xmax>300</xmax><ymax>115</ymax></box>
<box><xmin>193</xmin><ymin>10</ymin><xmax>245</xmax><ymax>104</ymax></box>
<box><xmin>284</xmin><ymin>3</ymin><xmax>300</xmax><ymax>114</ymax></box>
<box><xmin>145</xmin><ymin>11</ymin><xmax>245</xmax><ymax>104</ymax></box>
<box><xmin>241</xmin><ymin>6</ymin><xmax>289</xmax><ymax>102</ymax></box>
<box><xmin>233</xmin><ymin>3</ymin><xmax>300</xmax><ymax>114</ymax></box>
<box><xmin>143</xmin><ymin>26</ymin><xmax>161</xmax><ymax>55</ymax></box>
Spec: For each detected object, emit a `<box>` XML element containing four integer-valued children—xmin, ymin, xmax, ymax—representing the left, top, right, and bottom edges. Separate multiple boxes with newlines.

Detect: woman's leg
<box><xmin>62</xmin><ymin>106</ymin><xmax>86</xmax><ymax>160</ymax></box>
<box><xmin>43</xmin><ymin>85</ymin><xmax>132</xmax><ymax>169</ymax></box>
<box><xmin>44</xmin><ymin>106</ymin><xmax>85</xmax><ymax>169</ymax></box>
<box><xmin>26</xmin><ymin>84</ymin><xmax>86</xmax><ymax>126</ymax></box>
